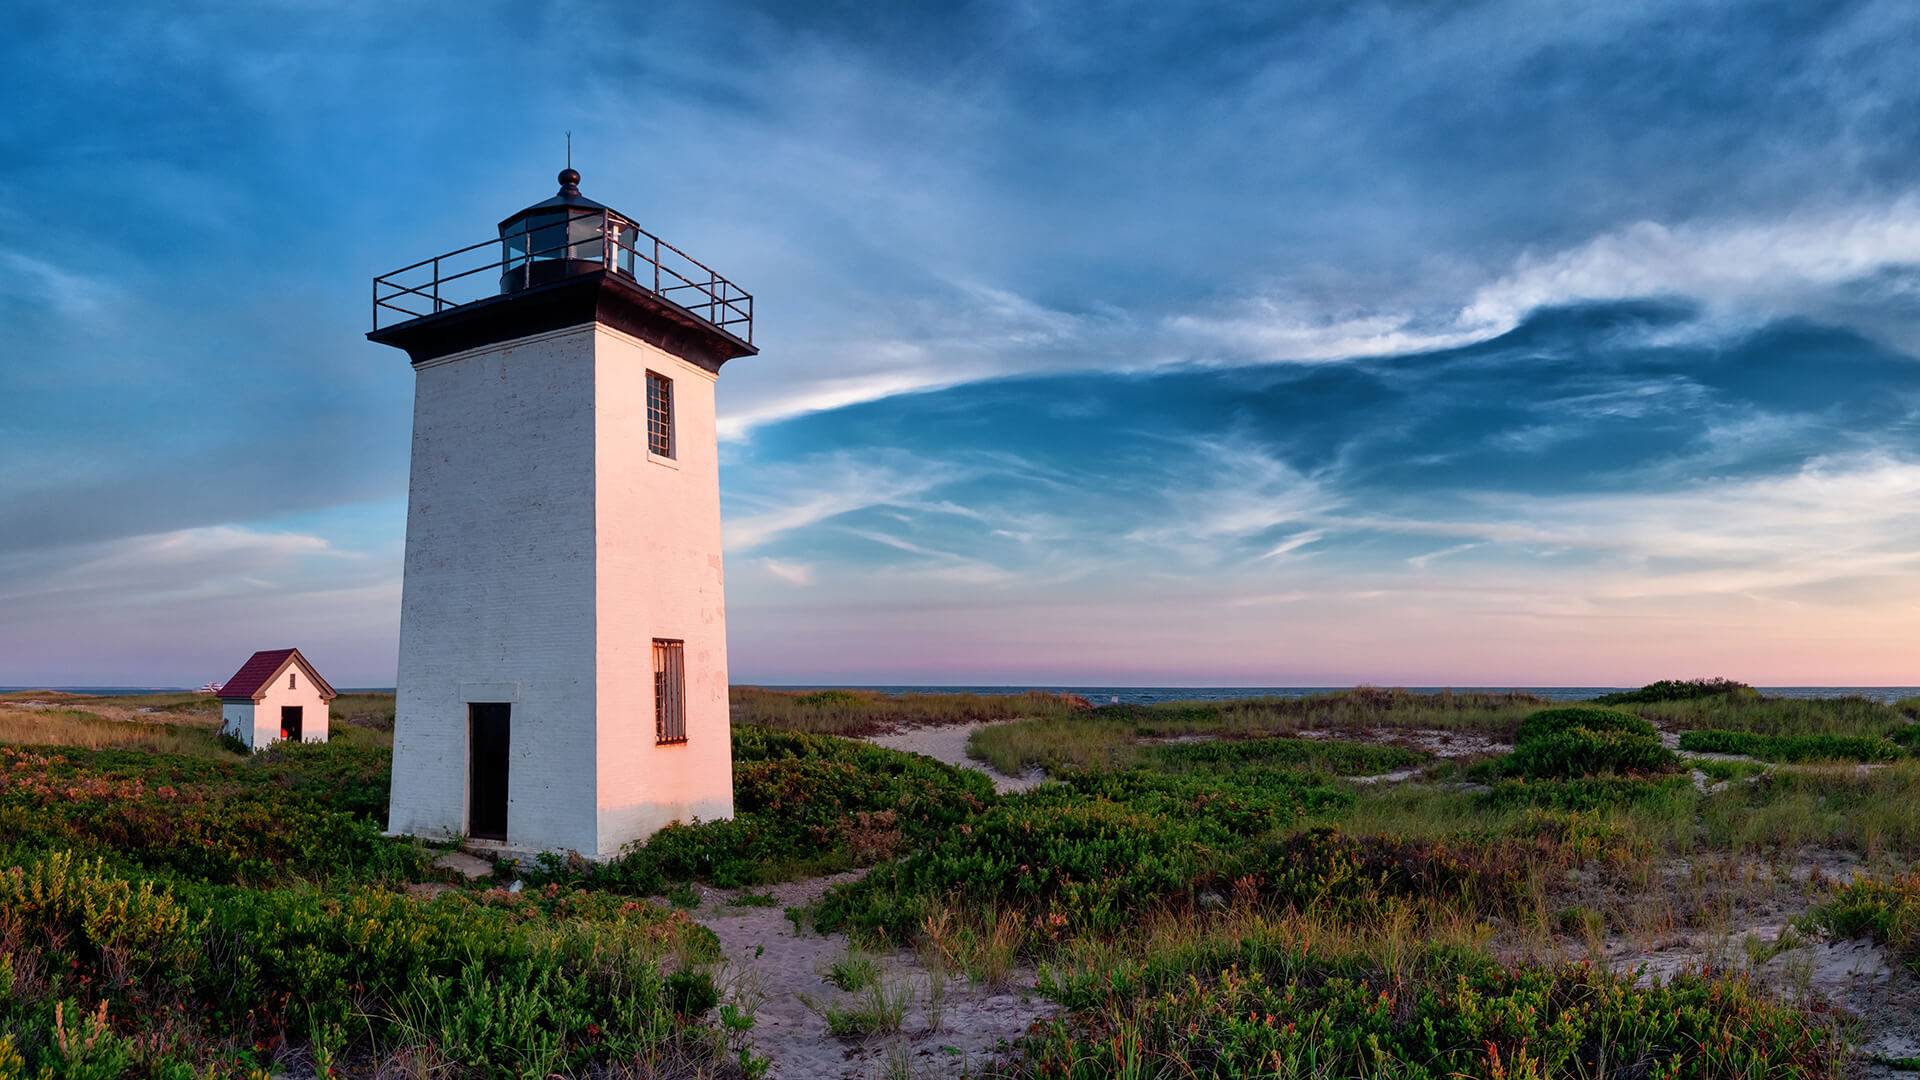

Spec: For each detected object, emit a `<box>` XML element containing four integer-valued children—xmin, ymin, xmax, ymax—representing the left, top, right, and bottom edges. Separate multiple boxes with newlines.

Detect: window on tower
<box><xmin>653</xmin><ymin>639</ymin><xmax>686</xmax><ymax>744</ymax></box>
<box><xmin>647</xmin><ymin>371</ymin><xmax>675</xmax><ymax>458</ymax></box>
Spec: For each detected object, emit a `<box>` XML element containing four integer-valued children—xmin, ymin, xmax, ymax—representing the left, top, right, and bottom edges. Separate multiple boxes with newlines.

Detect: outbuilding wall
<box><xmin>219</xmin><ymin>702</ymin><xmax>255</xmax><ymax>747</ymax></box>
<box><xmin>254</xmin><ymin>672</ymin><xmax>331</xmax><ymax>747</ymax></box>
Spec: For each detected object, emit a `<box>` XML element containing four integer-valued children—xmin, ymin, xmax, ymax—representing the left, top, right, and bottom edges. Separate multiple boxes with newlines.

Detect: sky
<box><xmin>3</xmin><ymin>0</ymin><xmax>1920</xmax><ymax>687</ymax></box>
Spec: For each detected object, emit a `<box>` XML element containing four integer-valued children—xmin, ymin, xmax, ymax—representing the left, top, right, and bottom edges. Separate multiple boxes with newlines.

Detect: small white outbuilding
<box><xmin>216</xmin><ymin>648</ymin><xmax>336</xmax><ymax>752</ymax></box>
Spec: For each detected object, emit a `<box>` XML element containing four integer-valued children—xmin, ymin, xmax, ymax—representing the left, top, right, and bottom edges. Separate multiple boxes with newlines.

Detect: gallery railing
<box><xmin>372</xmin><ymin>210</ymin><xmax>753</xmax><ymax>343</ymax></box>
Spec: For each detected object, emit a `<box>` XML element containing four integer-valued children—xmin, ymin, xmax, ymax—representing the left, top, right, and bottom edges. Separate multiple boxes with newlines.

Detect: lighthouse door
<box><xmin>468</xmin><ymin>703</ymin><xmax>511</xmax><ymax>840</ymax></box>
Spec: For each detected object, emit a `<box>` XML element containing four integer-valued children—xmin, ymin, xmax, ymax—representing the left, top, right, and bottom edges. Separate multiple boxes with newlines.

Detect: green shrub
<box><xmin>1143</xmin><ymin>736</ymin><xmax>1422</xmax><ymax>777</ymax></box>
<box><xmin>247</xmin><ymin>739</ymin><xmax>394</xmax><ymax>822</ymax></box>
<box><xmin>817</xmin><ymin>790</ymin><xmax>1200</xmax><ymax>941</ymax></box>
<box><xmin>662</xmin><ymin>969</ymin><xmax>720</xmax><ymax>1017</ymax></box>
<box><xmin>1479</xmin><ymin>774</ymin><xmax>1692</xmax><ymax>812</ymax></box>
<box><xmin>1514</xmin><ymin>706</ymin><xmax>1656</xmax><ymax>744</ymax></box>
<box><xmin>1810</xmin><ymin>869</ymin><xmax>1920</xmax><ymax>973</ymax></box>
<box><xmin>1257</xmin><ymin>827</ymin><xmax>1530</xmax><ymax>914</ymax></box>
<box><xmin>1502</xmin><ymin>707</ymin><xmax>1678</xmax><ymax>779</ymax></box>
<box><xmin>1253</xmin><ymin>815</ymin><xmax>1647</xmax><ymax>920</ymax></box>
<box><xmin>1022</xmin><ymin>943</ymin><xmax>1841</xmax><ymax>1078</ymax></box>
<box><xmin>0</xmin><ymin>851</ymin><xmax>728</xmax><ymax>1078</ymax></box>
<box><xmin>1594</xmin><ymin>678</ymin><xmax>1758</xmax><ymax>704</ymax></box>
<box><xmin>816</xmin><ymin>766</ymin><xmax>1357</xmax><ymax>943</ymax></box>
<box><xmin>1678</xmin><ymin>729</ymin><xmax>1905</xmax><ymax>763</ymax></box>
<box><xmin>0</xmin><ymin>747</ymin><xmax>417</xmax><ymax>884</ymax></box>
<box><xmin>793</xmin><ymin>689</ymin><xmax>864</xmax><ymax>707</ymax></box>
<box><xmin>1629</xmin><ymin>693</ymin><xmax>1902</xmax><ymax>737</ymax></box>
<box><xmin>1056</xmin><ymin>767</ymin><xmax>1353</xmax><ymax>835</ymax></box>
<box><xmin>526</xmin><ymin>727</ymin><xmax>994</xmax><ymax>891</ymax></box>
<box><xmin>0</xmin><ymin>850</ymin><xmax>202</xmax><ymax>982</ymax></box>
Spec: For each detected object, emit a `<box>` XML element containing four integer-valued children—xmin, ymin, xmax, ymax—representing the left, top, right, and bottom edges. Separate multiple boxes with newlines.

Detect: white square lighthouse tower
<box><xmin>368</xmin><ymin>168</ymin><xmax>754</xmax><ymax>858</ymax></box>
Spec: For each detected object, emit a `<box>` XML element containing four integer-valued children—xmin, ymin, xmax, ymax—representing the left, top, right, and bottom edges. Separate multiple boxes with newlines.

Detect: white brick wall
<box><xmin>387</xmin><ymin>321</ymin><xmax>735</xmax><ymax>858</ymax></box>
<box><xmin>593</xmin><ymin>325</ymin><xmax>734</xmax><ymax>853</ymax></box>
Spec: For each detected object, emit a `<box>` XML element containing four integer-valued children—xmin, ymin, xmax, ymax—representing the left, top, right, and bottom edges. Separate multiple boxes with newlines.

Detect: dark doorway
<box><xmin>468</xmin><ymin>703</ymin><xmax>511</xmax><ymax>841</ymax></box>
<box><xmin>280</xmin><ymin>706</ymin><xmax>303</xmax><ymax>742</ymax></box>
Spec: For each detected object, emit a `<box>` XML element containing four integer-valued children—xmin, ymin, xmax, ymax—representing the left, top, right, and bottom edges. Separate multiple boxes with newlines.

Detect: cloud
<box><xmin>1168</xmin><ymin>199</ymin><xmax>1920</xmax><ymax>375</ymax></box>
<box><xmin>1463</xmin><ymin>202</ymin><xmax>1920</xmax><ymax>340</ymax></box>
<box><xmin>0</xmin><ymin>248</ymin><xmax>121</xmax><ymax>320</ymax></box>
<box><xmin>1166</xmin><ymin>301</ymin><xmax>1489</xmax><ymax>367</ymax></box>
<box><xmin>1406</xmin><ymin>542</ymin><xmax>1481</xmax><ymax>569</ymax></box>
<box><xmin>757</xmin><ymin>558</ymin><xmax>815</xmax><ymax>586</ymax></box>
<box><xmin>1124</xmin><ymin>439</ymin><xmax>1343</xmax><ymax>560</ymax></box>
<box><xmin>0</xmin><ymin>520</ymin><xmax>401</xmax><ymax>685</ymax></box>
<box><xmin>722</xmin><ymin>452</ymin><xmax>963</xmax><ymax>551</ymax></box>
<box><xmin>0</xmin><ymin>525</ymin><xmax>342</xmax><ymax>607</ymax></box>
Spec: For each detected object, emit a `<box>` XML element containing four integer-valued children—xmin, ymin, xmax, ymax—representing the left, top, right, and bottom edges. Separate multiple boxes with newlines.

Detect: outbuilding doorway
<box><xmin>280</xmin><ymin>706</ymin><xmax>303</xmax><ymax>742</ymax></box>
<box><xmin>468</xmin><ymin>703</ymin><xmax>511</xmax><ymax>841</ymax></box>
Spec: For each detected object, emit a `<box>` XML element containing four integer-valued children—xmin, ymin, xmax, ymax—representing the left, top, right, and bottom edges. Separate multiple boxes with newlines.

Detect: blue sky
<box><xmin>4</xmin><ymin>0</ymin><xmax>1920</xmax><ymax>686</ymax></box>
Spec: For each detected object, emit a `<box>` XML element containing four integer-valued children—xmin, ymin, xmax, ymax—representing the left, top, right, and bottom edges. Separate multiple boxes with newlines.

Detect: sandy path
<box><xmin>684</xmin><ymin>724</ymin><xmax>1058</xmax><ymax>1075</ymax></box>
<box><xmin>864</xmin><ymin>722</ymin><xmax>1047</xmax><ymax>794</ymax></box>
<box><xmin>695</xmin><ymin>874</ymin><xmax>1052</xmax><ymax>1078</ymax></box>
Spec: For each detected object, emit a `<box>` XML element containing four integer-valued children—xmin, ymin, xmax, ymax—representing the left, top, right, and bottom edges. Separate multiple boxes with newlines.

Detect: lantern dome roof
<box><xmin>497</xmin><ymin>169</ymin><xmax>621</xmax><ymax>232</ymax></box>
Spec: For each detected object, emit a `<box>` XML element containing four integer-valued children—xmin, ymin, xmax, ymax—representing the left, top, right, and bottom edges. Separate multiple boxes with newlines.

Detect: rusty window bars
<box><xmin>653</xmin><ymin>639</ymin><xmax>686</xmax><ymax>745</ymax></box>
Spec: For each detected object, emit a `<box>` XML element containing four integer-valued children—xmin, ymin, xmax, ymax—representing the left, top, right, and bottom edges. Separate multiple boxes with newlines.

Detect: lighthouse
<box><xmin>368</xmin><ymin>168</ymin><xmax>753</xmax><ymax>858</ymax></box>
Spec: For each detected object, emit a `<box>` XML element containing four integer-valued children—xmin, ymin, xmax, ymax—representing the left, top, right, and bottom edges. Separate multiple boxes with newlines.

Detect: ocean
<box><xmin>10</xmin><ymin>685</ymin><xmax>1918</xmax><ymax>705</ymax></box>
<box><xmin>752</xmin><ymin>685</ymin><xmax>1920</xmax><ymax>705</ymax></box>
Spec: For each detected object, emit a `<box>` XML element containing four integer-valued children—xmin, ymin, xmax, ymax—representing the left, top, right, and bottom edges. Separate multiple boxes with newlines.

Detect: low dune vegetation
<box><xmin>728</xmin><ymin>685</ymin><xmax>1088</xmax><ymax>736</ymax></box>
<box><xmin>0</xmin><ymin>694</ymin><xmax>754</xmax><ymax>1080</ymax></box>
<box><xmin>0</xmin><ymin>680</ymin><xmax>1915</xmax><ymax>1077</ymax></box>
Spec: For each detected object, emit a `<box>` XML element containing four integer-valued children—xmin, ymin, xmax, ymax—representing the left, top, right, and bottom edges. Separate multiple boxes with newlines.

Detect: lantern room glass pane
<box><xmin>501</xmin><ymin>211</ymin><xmax>610</xmax><ymax>273</ymax></box>
<box><xmin>564</xmin><ymin>212</ymin><xmax>605</xmax><ymax>264</ymax></box>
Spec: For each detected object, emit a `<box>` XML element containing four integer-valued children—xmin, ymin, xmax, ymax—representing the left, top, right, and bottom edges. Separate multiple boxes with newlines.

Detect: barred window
<box><xmin>653</xmin><ymin>639</ymin><xmax>686</xmax><ymax>744</ymax></box>
<box><xmin>646</xmin><ymin>371</ymin><xmax>674</xmax><ymax>458</ymax></box>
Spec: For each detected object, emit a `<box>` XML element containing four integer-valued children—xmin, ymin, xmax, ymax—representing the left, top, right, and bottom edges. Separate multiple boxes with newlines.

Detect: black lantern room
<box><xmin>497</xmin><ymin>168</ymin><xmax>642</xmax><ymax>293</ymax></box>
<box><xmin>372</xmin><ymin>166</ymin><xmax>755</xmax><ymax>366</ymax></box>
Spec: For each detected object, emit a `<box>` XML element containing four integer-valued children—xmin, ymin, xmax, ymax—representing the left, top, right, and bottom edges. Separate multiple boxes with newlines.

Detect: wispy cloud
<box><xmin>1125</xmin><ymin>439</ymin><xmax>1343</xmax><ymax>560</ymax></box>
<box><xmin>1463</xmin><ymin>202</ymin><xmax>1920</xmax><ymax>340</ymax></box>
<box><xmin>757</xmin><ymin>558</ymin><xmax>815</xmax><ymax>586</ymax></box>
<box><xmin>1165</xmin><ymin>199</ymin><xmax>1920</xmax><ymax>376</ymax></box>
<box><xmin>723</xmin><ymin>452</ymin><xmax>963</xmax><ymax>551</ymax></box>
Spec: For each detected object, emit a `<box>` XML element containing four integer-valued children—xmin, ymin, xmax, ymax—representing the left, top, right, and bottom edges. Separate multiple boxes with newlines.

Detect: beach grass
<box><xmin>0</xmin><ymin>705</ymin><xmax>228</xmax><ymax>756</ymax></box>
<box><xmin>729</xmin><ymin>684</ymin><xmax>1087</xmax><ymax>735</ymax></box>
<box><xmin>966</xmin><ymin>688</ymin><xmax>1538</xmax><ymax>775</ymax></box>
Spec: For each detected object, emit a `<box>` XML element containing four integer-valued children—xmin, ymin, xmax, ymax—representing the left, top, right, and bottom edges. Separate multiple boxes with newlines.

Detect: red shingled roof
<box><xmin>217</xmin><ymin>648</ymin><xmax>335</xmax><ymax>701</ymax></box>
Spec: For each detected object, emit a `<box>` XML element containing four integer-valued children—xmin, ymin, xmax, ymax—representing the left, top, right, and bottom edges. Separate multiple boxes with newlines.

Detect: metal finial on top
<box><xmin>559</xmin><ymin>133</ymin><xmax>579</xmax><ymax>193</ymax></box>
